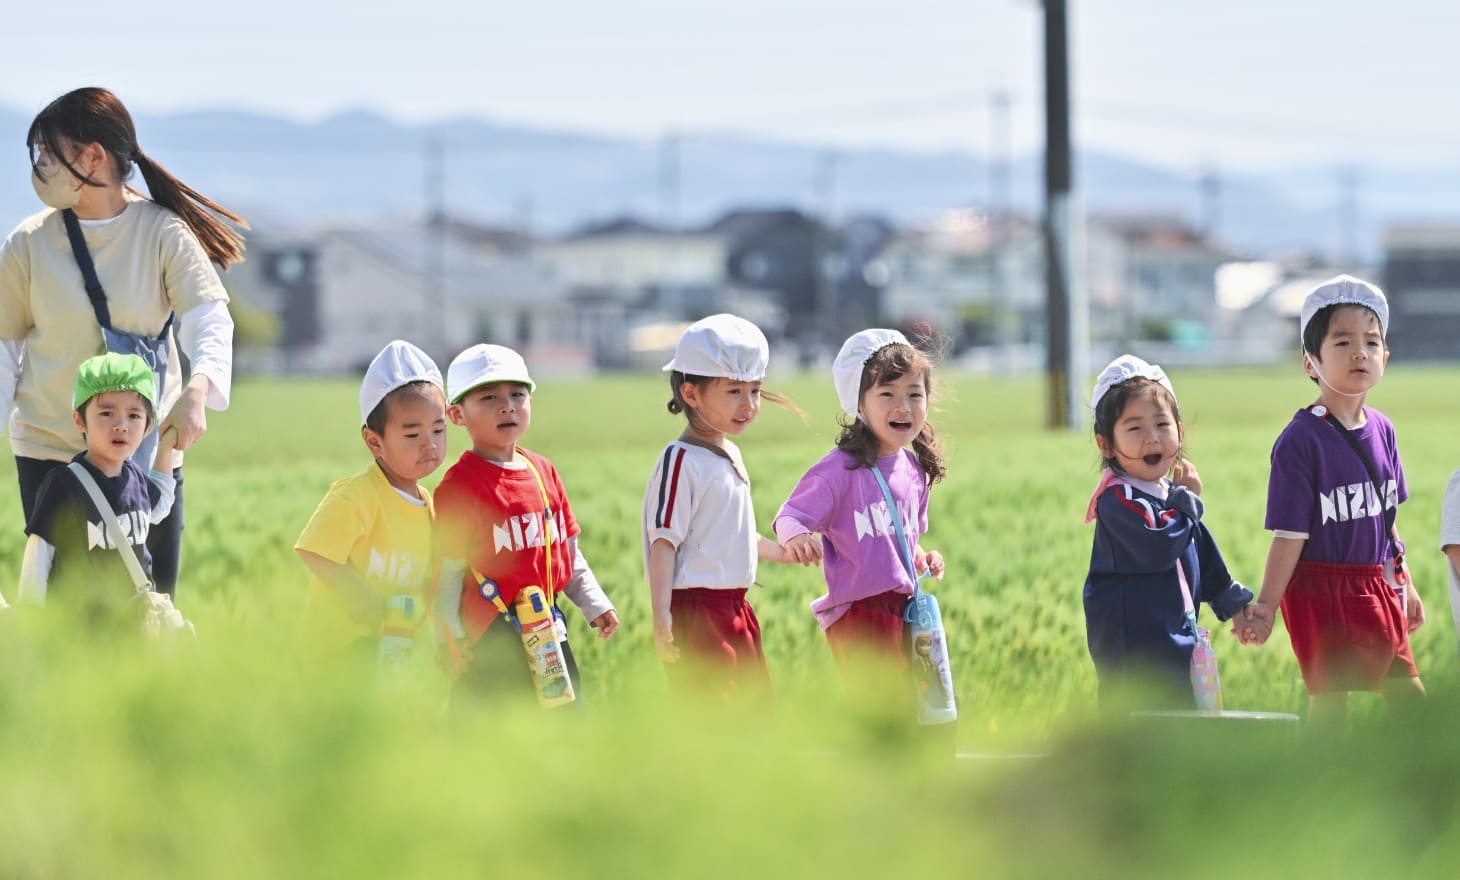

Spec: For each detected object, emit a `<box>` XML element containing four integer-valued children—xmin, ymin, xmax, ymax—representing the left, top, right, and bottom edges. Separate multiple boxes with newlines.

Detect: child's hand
<box><xmin>653</xmin><ymin>608</ymin><xmax>679</xmax><ymax>663</ymax></box>
<box><xmin>783</xmin><ymin>534</ymin><xmax>823</xmax><ymax>567</ymax></box>
<box><xmin>1405</xmin><ymin>583</ymin><xmax>1425</xmax><ymax>633</ymax></box>
<box><xmin>916</xmin><ymin>549</ymin><xmax>945</xmax><ymax>580</ymax></box>
<box><xmin>1171</xmin><ymin>459</ymin><xmax>1203</xmax><ymax>496</ymax></box>
<box><xmin>590</xmin><ymin>609</ymin><xmax>619</xmax><ymax>639</ymax></box>
<box><xmin>1233</xmin><ymin>602</ymin><xmax>1275</xmax><ymax>646</ymax></box>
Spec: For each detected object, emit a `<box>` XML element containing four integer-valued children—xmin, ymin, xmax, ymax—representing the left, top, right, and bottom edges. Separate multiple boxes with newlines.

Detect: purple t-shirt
<box><xmin>774</xmin><ymin>448</ymin><xmax>930</xmax><ymax>630</ymax></box>
<box><xmin>1265</xmin><ymin>406</ymin><xmax>1407</xmax><ymax>565</ymax></box>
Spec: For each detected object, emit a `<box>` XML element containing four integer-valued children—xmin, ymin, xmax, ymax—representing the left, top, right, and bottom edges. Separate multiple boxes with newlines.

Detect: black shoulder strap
<box><xmin>59</xmin><ymin>208</ymin><xmax>113</xmax><ymax>329</ymax></box>
<box><xmin>1312</xmin><ymin>405</ymin><xmax>1399</xmax><ymax>543</ymax></box>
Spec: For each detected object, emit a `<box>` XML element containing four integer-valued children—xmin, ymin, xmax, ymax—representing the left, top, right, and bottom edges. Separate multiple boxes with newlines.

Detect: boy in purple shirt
<box><xmin>1241</xmin><ymin>276</ymin><xmax>1425</xmax><ymax>721</ymax></box>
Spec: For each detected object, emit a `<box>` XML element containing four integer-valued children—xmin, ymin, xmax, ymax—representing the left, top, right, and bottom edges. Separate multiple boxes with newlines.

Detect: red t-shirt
<box><xmin>434</xmin><ymin>448</ymin><xmax>580</xmax><ymax>641</ymax></box>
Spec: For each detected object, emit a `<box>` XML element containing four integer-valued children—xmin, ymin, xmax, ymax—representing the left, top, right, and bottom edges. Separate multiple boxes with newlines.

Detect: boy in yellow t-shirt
<box><xmin>294</xmin><ymin>340</ymin><xmax>448</xmax><ymax>664</ymax></box>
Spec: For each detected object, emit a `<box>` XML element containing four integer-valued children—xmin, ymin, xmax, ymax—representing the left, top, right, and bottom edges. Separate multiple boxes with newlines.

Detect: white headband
<box><xmin>1090</xmin><ymin>354</ymin><xmax>1174</xmax><ymax>416</ymax></box>
<box><xmin>1299</xmin><ymin>274</ymin><xmax>1389</xmax><ymax>344</ymax></box>
<box><xmin>832</xmin><ymin>328</ymin><xmax>910</xmax><ymax>419</ymax></box>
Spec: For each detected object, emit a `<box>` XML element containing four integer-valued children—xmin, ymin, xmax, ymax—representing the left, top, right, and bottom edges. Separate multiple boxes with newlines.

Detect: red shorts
<box><xmin>825</xmin><ymin>590</ymin><xmax>909</xmax><ymax>675</ymax></box>
<box><xmin>1281</xmin><ymin>560</ymin><xmax>1419</xmax><ymax>694</ymax></box>
<box><xmin>666</xmin><ymin>588</ymin><xmax>770</xmax><ymax>703</ymax></box>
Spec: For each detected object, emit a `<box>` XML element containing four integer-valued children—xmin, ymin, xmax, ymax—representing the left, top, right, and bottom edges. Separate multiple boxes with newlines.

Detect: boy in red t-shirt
<box><xmin>433</xmin><ymin>344</ymin><xmax>617</xmax><ymax>706</ymax></box>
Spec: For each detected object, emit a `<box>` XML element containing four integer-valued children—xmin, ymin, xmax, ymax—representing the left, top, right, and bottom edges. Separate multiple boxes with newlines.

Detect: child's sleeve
<box><xmin>17</xmin><ymin>533</ymin><xmax>55</xmax><ymax>605</ymax></box>
<box><xmin>1092</xmin><ymin>485</ymin><xmax>1198</xmax><ymax>574</ymax></box>
<box><xmin>644</xmin><ymin>444</ymin><xmax>695</xmax><ymax>550</ymax></box>
<box><xmin>1265</xmin><ymin>430</ymin><xmax>1316</xmax><ymax>535</ymax></box>
<box><xmin>1441</xmin><ymin>470</ymin><xmax>1460</xmax><ymax>553</ymax></box>
<box><xmin>431</xmin><ymin>481</ymin><xmax>475</xmax><ymax>640</ymax></box>
<box><xmin>1192</xmin><ymin>522</ymin><xmax>1252</xmax><ymax>621</ymax></box>
<box><xmin>773</xmin><ymin>471</ymin><xmax>835</xmax><ymax>544</ymax></box>
<box><xmin>145</xmin><ymin>468</ymin><xmax>177</xmax><ymax>525</ymax></box>
<box><xmin>294</xmin><ymin>481</ymin><xmax>367</xmax><ymax>566</ymax></box>
<box><xmin>560</xmin><ymin>536</ymin><xmax>613</xmax><ymax>622</ymax></box>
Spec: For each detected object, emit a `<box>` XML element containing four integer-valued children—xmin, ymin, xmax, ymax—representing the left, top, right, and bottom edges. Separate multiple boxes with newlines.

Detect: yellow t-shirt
<box><xmin>294</xmin><ymin>463</ymin><xmax>437</xmax><ymax>652</ymax></box>
<box><xmin>0</xmin><ymin>200</ymin><xmax>228</xmax><ymax>461</ymax></box>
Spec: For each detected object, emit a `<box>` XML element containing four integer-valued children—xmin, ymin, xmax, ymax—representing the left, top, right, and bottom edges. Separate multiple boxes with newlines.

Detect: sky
<box><xmin>4</xmin><ymin>1</ymin><xmax>1459</xmax><ymax>174</ymax></box>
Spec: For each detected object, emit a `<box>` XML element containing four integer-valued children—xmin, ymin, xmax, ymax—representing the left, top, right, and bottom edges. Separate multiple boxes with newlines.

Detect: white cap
<box><xmin>662</xmin><ymin>314</ymin><xmax>769</xmax><ymax>381</ymax></box>
<box><xmin>833</xmin><ymin>328</ymin><xmax>909</xmax><ymax>420</ymax></box>
<box><xmin>1299</xmin><ymin>274</ymin><xmax>1389</xmax><ymax>344</ymax></box>
<box><xmin>1090</xmin><ymin>354</ymin><xmax>1174</xmax><ymax>416</ymax></box>
<box><xmin>447</xmin><ymin>343</ymin><xmax>536</xmax><ymax>404</ymax></box>
<box><xmin>359</xmin><ymin>340</ymin><xmax>443</xmax><ymax>426</ymax></box>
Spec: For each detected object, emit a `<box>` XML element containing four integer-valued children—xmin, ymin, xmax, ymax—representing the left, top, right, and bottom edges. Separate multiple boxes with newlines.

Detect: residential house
<box><xmin>1383</xmin><ymin>225</ymin><xmax>1460</xmax><ymax>360</ymax></box>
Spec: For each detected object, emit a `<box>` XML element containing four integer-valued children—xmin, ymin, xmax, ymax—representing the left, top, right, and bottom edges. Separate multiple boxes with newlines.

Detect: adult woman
<box><xmin>0</xmin><ymin>87</ymin><xmax>246</xmax><ymax>597</ymax></box>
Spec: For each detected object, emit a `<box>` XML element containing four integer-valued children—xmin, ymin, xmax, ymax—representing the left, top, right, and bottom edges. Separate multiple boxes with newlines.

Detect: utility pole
<box><xmin>425</xmin><ymin>136</ymin><xmax>447</xmax><ymax>360</ymax></box>
<box><xmin>814</xmin><ymin>150</ymin><xmax>838</xmax><ymax>345</ymax></box>
<box><xmin>1044</xmin><ymin>0</ymin><xmax>1086</xmax><ymax>429</ymax></box>
<box><xmin>1200</xmin><ymin>165</ymin><xmax>1221</xmax><ymax>240</ymax></box>
<box><xmin>659</xmin><ymin>131</ymin><xmax>681</xmax><ymax>314</ymax></box>
<box><xmin>1338</xmin><ymin>165</ymin><xmax>1359</xmax><ymax>268</ymax></box>
<box><xmin>991</xmin><ymin>88</ymin><xmax>1012</xmax><ymax>232</ymax></box>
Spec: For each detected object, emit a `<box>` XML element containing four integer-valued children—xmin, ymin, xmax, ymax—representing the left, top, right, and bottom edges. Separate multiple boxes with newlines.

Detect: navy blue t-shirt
<box><xmin>26</xmin><ymin>453</ymin><xmax>161</xmax><ymax>604</ymax></box>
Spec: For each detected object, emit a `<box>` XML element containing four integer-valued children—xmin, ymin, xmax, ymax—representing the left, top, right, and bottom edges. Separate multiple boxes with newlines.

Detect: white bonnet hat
<box><xmin>1090</xmin><ymin>354</ymin><xmax>1174</xmax><ymax>416</ymax></box>
<box><xmin>447</xmin><ymin>344</ymin><xmax>536</xmax><ymax>404</ymax></box>
<box><xmin>663</xmin><ymin>314</ymin><xmax>769</xmax><ymax>382</ymax></box>
<box><xmin>359</xmin><ymin>340</ymin><xmax>443</xmax><ymax>426</ymax></box>
<box><xmin>1299</xmin><ymin>274</ymin><xmax>1389</xmax><ymax>344</ymax></box>
<box><xmin>833</xmin><ymin>328</ymin><xmax>910</xmax><ymax>420</ymax></box>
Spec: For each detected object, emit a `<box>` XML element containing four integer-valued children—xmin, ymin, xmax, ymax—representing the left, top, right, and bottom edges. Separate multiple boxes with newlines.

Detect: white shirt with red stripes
<box><xmin>642</xmin><ymin>439</ymin><xmax>758</xmax><ymax>590</ymax></box>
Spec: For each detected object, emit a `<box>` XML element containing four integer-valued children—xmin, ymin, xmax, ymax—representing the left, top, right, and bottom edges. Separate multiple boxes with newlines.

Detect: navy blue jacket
<box><xmin>1083</xmin><ymin>478</ymin><xmax>1251</xmax><ymax>701</ymax></box>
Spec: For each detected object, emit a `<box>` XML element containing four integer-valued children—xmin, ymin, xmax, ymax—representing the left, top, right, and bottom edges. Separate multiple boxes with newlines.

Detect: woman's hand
<box><xmin>158</xmin><ymin>375</ymin><xmax>212</xmax><ymax>451</ymax></box>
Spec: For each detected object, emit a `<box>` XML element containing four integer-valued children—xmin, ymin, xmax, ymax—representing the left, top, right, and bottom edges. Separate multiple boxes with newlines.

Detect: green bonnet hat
<box><xmin>73</xmin><ymin>352</ymin><xmax>156</xmax><ymax>409</ymax></box>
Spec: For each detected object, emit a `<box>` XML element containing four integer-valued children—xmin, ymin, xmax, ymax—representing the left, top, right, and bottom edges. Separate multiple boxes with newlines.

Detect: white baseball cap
<box><xmin>662</xmin><ymin>314</ymin><xmax>769</xmax><ymax>382</ymax></box>
<box><xmin>1090</xmin><ymin>354</ymin><xmax>1174</xmax><ymax>416</ymax></box>
<box><xmin>447</xmin><ymin>343</ymin><xmax>536</xmax><ymax>404</ymax></box>
<box><xmin>833</xmin><ymin>328</ymin><xmax>909</xmax><ymax>420</ymax></box>
<box><xmin>359</xmin><ymin>340</ymin><xmax>443</xmax><ymax>426</ymax></box>
<box><xmin>1299</xmin><ymin>274</ymin><xmax>1389</xmax><ymax>345</ymax></box>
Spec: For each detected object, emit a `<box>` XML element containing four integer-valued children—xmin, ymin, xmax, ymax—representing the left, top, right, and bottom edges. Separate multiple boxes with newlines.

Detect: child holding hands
<box><xmin>18</xmin><ymin>352</ymin><xmax>181</xmax><ymax>621</ymax></box>
<box><xmin>774</xmin><ymin>329</ymin><xmax>947</xmax><ymax>703</ymax></box>
<box><xmin>1083</xmin><ymin>355</ymin><xmax>1251</xmax><ymax>708</ymax></box>
<box><xmin>1241</xmin><ymin>277</ymin><xmax>1424</xmax><ymax>720</ymax></box>
<box><xmin>643</xmin><ymin>315</ymin><xmax>796</xmax><ymax>705</ymax></box>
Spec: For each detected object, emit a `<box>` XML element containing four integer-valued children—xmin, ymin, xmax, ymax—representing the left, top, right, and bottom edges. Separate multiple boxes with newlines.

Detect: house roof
<box><xmin>566</xmin><ymin>216</ymin><xmax>667</xmax><ymax>240</ymax></box>
<box><xmin>322</xmin><ymin>225</ymin><xmax>559</xmax><ymax>308</ymax></box>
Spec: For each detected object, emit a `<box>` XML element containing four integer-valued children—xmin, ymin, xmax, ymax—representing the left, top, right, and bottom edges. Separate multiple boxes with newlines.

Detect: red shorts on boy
<box><xmin>666</xmin><ymin>588</ymin><xmax>770</xmax><ymax>702</ymax></box>
<box><xmin>1281</xmin><ymin>560</ymin><xmax>1418</xmax><ymax>694</ymax></box>
<box><xmin>825</xmin><ymin>590</ymin><xmax>909</xmax><ymax>673</ymax></box>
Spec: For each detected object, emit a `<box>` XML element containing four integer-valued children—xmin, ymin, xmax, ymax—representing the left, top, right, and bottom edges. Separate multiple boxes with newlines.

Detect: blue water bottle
<box><xmin>906</xmin><ymin>592</ymin><xmax>957</xmax><ymax>725</ymax></box>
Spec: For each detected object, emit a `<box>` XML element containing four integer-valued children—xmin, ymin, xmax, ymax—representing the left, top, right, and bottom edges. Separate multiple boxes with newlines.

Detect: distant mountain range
<box><xmin>4</xmin><ymin>104</ymin><xmax>1459</xmax><ymax>261</ymax></box>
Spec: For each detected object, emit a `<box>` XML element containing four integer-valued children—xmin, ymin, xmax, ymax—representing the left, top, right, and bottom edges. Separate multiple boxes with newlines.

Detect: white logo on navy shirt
<box><xmin>86</xmin><ymin>511</ymin><xmax>150</xmax><ymax>551</ymax></box>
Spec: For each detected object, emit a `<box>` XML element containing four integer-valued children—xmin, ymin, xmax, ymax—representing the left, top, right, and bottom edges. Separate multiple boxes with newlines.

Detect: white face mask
<box><xmin>30</xmin><ymin>161</ymin><xmax>83</xmax><ymax>210</ymax></box>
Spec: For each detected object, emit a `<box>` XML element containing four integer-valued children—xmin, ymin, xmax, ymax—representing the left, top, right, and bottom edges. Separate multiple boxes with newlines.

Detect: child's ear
<box><xmin>680</xmin><ymin>381</ymin><xmax>702</xmax><ymax>409</ymax></box>
<box><xmin>1095</xmin><ymin>434</ymin><xmax>1113</xmax><ymax>460</ymax></box>
<box><xmin>1302</xmin><ymin>353</ymin><xmax>1318</xmax><ymax>378</ymax></box>
<box><xmin>362</xmin><ymin>426</ymin><xmax>385</xmax><ymax>457</ymax></box>
<box><xmin>446</xmin><ymin>404</ymin><xmax>466</xmax><ymax>426</ymax></box>
<box><xmin>72</xmin><ymin>411</ymin><xmax>86</xmax><ymax>433</ymax></box>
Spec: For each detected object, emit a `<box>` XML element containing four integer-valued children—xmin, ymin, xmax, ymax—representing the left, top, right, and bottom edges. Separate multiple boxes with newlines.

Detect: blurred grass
<box><xmin>1</xmin><ymin>362</ymin><xmax>1459</xmax><ymax>877</ymax></box>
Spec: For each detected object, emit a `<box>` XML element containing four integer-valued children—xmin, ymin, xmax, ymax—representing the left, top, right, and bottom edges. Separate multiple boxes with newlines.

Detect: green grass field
<box><xmin>2</xmin><ymin>363</ymin><xmax>1459</xmax><ymax>877</ymax></box>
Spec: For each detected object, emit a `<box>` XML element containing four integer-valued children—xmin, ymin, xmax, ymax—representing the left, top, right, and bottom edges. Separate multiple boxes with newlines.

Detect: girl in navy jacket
<box><xmin>1083</xmin><ymin>356</ymin><xmax>1252</xmax><ymax>707</ymax></box>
